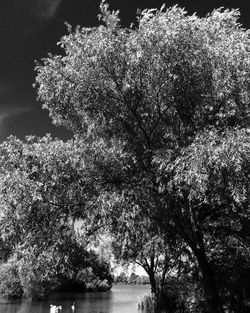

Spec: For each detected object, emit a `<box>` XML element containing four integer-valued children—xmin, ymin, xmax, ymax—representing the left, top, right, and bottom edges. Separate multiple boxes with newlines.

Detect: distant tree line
<box><xmin>114</xmin><ymin>271</ymin><xmax>150</xmax><ymax>285</ymax></box>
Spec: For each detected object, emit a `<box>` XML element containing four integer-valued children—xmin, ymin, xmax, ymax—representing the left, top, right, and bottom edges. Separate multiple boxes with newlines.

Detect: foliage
<box><xmin>0</xmin><ymin>133</ymin><xmax>127</xmax><ymax>251</ymax></box>
<box><xmin>0</xmin><ymin>236</ymin><xmax>12</xmax><ymax>262</ymax></box>
<box><xmin>114</xmin><ymin>271</ymin><xmax>150</xmax><ymax>285</ymax></box>
<box><xmin>35</xmin><ymin>1</ymin><xmax>250</xmax><ymax>311</ymax></box>
<box><xmin>36</xmin><ymin>3</ymin><xmax>249</xmax><ymax>141</ymax></box>
<box><xmin>0</xmin><ymin>257</ymin><xmax>23</xmax><ymax>298</ymax></box>
<box><xmin>109</xmin><ymin>205</ymin><xmax>180</xmax><ymax>294</ymax></box>
<box><xmin>0</xmin><ymin>135</ymin><xmax>94</xmax><ymax>245</ymax></box>
<box><xmin>138</xmin><ymin>294</ymin><xmax>157</xmax><ymax>313</ymax></box>
<box><xmin>0</xmin><ymin>135</ymin><xmax>116</xmax><ymax>298</ymax></box>
<box><xmin>0</xmin><ymin>237</ymin><xmax>112</xmax><ymax>298</ymax></box>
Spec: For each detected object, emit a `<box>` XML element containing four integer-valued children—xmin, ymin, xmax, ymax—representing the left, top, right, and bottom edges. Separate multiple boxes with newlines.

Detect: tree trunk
<box><xmin>180</xmin><ymin>203</ymin><xmax>225</xmax><ymax>313</ymax></box>
<box><xmin>194</xmin><ymin>247</ymin><xmax>224</xmax><ymax>313</ymax></box>
<box><xmin>148</xmin><ymin>270</ymin><xmax>157</xmax><ymax>295</ymax></box>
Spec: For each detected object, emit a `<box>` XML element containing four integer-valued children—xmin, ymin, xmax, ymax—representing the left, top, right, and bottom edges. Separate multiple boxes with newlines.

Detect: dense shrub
<box><xmin>18</xmin><ymin>257</ymin><xmax>59</xmax><ymax>299</ymax></box>
<box><xmin>86</xmin><ymin>278</ymin><xmax>110</xmax><ymax>291</ymax></box>
<box><xmin>0</xmin><ymin>258</ymin><xmax>23</xmax><ymax>298</ymax></box>
<box><xmin>0</xmin><ymin>244</ymin><xmax>112</xmax><ymax>299</ymax></box>
<box><xmin>138</xmin><ymin>295</ymin><xmax>156</xmax><ymax>313</ymax></box>
<box><xmin>76</xmin><ymin>265</ymin><xmax>112</xmax><ymax>291</ymax></box>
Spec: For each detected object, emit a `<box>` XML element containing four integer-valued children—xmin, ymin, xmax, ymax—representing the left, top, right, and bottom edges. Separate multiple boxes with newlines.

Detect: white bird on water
<box><xmin>71</xmin><ymin>302</ymin><xmax>75</xmax><ymax>312</ymax></box>
<box><xmin>50</xmin><ymin>304</ymin><xmax>62</xmax><ymax>313</ymax></box>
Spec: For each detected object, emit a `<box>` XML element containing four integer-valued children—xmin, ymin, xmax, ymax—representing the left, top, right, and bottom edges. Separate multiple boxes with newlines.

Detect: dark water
<box><xmin>0</xmin><ymin>285</ymin><xmax>150</xmax><ymax>313</ymax></box>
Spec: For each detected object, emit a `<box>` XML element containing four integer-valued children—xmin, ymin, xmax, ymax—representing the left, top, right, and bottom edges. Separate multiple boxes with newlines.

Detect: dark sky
<box><xmin>0</xmin><ymin>0</ymin><xmax>249</xmax><ymax>142</ymax></box>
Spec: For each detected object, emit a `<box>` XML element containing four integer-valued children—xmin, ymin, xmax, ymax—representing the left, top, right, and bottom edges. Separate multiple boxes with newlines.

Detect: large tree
<box><xmin>35</xmin><ymin>2</ymin><xmax>250</xmax><ymax>312</ymax></box>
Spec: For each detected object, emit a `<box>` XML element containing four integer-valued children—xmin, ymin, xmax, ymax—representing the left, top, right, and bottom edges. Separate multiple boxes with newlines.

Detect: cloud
<box><xmin>0</xmin><ymin>105</ymin><xmax>35</xmax><ymax>141</ymax></box>
<box><xmin>0</xmin><ymin>0</ymin><xmax>62</xmax><ymax>38</ymax></box>
<box><xmin>0</xmin><ymin>106</ymin><xmax>33</xmax><ymax>125</ymax></box>
<box><xmin>32</xmin><ymin>0</ymin><xmax>62</xmax><ymax>22</ymax></box>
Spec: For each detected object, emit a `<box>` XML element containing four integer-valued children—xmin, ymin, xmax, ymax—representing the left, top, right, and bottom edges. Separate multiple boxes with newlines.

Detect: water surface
<box><xmin>0</xmin><ymin>285</ymin><xmax>150</xmax><ymax>313</ymax></box>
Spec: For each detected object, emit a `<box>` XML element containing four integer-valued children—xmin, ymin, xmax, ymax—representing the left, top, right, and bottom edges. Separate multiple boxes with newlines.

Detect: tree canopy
<box><xmin>36</xmin><ymin>3</ymin><xmax>249</xmax><ymax>145</ymax></box>
<box><xmin>4</xmin><ymin>1</ymin><xmax>249</xmax><ymax>312</ymax></box>
<box><xmin>0</xmin><ymin>135</ymin><xmax>116</xmax><ymax>298</ymax></box>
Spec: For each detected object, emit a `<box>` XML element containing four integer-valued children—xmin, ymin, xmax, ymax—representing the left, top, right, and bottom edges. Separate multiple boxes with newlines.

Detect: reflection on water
<box><xmin>0</xmin><ymin>285</ymin><xmax>150</xmax><ymax>313</ymax></box>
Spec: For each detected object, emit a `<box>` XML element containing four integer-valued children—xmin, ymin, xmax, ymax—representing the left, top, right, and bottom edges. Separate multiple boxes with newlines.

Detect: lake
<box><xmin>0</xmin><ymin>285</ymin><xmax>151</xmax><ymax>313</ymax></box>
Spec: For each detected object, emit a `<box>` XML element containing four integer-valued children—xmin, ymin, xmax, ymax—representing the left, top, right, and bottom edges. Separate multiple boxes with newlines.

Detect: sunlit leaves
<box><xmin>36</xmin><ymin>5</ymin><xmax>250</xmax><ymax>152</ymax></box>
<box><xmin>33</xmin><ymin>3</ymin><xmax>250</xmax><ymax>308</ymax></box>
<box><xmin>156</xmin><ymin>128</ymin><xmax>250</xmax><ymax>207</ymax></box>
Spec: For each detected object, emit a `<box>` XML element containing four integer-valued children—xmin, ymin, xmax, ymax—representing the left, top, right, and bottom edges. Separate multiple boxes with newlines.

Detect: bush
<box><xmin>76</xmin><ymin>267</ymin><xmax>111</xmax><ymax>291</ymax></box>
<box><xmin>157</xmin><ymin>287</ymin><xmax>189</xmax><ymax>313</ymax></box>
<box><xmin>138</xmin><ymin>295</ymin><xmax>157</xmax><ymax>313</ymax></box>
<box><xmin>0</xmin><ymin>240</ymin><xmax>113</xmax><ymax>299</ymax></box>
<box><xmin>17</xmin><ymin>247</ymin><xmax>64</xmax><ymax>299</ymax></box>
<box><xmin>0</xmin><ymin>258</ymin><xmax>23</xmax><ymax>298</ymax></box>
<box><xmin>86</xmin><ymin>278</ymin><xmax>111</xmax><ymax>291</ymax></box>
<box><xmin>18</xmin><ymin>260</ymin><xmax>52</xmax><ymax>300</ymax></box>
